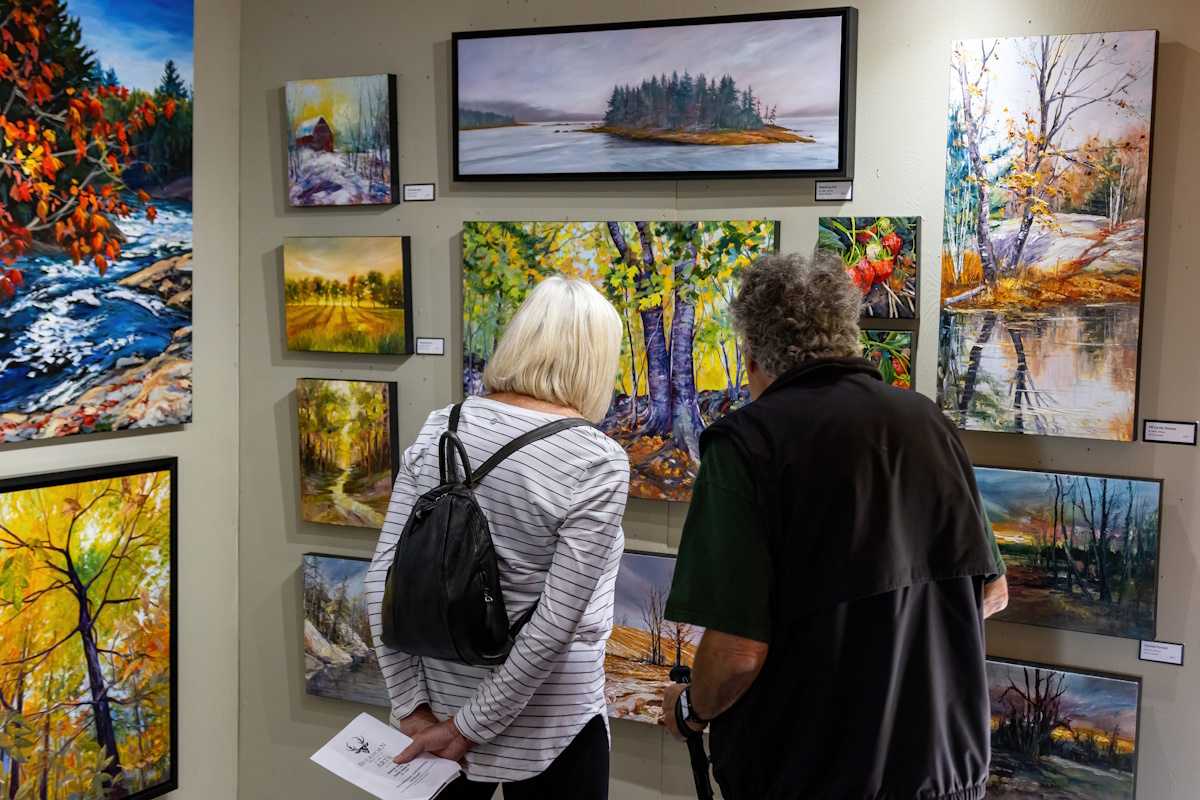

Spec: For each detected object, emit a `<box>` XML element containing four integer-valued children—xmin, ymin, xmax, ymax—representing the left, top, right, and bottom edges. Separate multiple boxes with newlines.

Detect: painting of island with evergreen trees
<box><xmin>453</xmin><ymin>11</ymin><xmax>852</xmax><ymax>178</ymax></box>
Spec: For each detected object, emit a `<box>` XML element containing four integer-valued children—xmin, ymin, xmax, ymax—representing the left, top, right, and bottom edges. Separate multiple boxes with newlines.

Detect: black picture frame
<box><xmin>0</xmin><ymin>458</ymin><xmax>179</xmax><ymax>800</ymax></box>
<box><xmin>285</xmin><ymin>73</ymin><xmax>399</xmax><ymax>206</ymax></box>
<box><xmin>296</xmin><ymin>378</ymin><xmax>400</xmax><ymax>529</ymax></box>
<box><xmin>451</xmin><ymin>8</ymin><xmax>858</xmax><ymax>182</ymax></box>
<box><xmin>985</xmin><ymin>656</ymin><xmax>1143</xmax><ymax>799</ymax></box>
<box><xmin>283</xmin><ymin>236</ymin><xmax>414</xmax><ymax>356</ymax></box>
<box><xmin>974</xmin><ymin>463</ymin><xmax>1164</xmax><ymax>641</ymax></box>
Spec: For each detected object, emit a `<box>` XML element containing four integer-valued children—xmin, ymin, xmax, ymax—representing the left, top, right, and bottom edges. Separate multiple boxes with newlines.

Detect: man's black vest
<box><xmin>703</xmin><ymin>357</ymin><xmax>996</xmax><ymax>800</ymax></box>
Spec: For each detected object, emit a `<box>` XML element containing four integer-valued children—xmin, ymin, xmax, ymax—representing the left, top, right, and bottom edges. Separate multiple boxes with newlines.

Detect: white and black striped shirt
<box><xmin>366</xmin><ymin>397</ymin><xmax>629</xmax><ymax>782</ymax></box>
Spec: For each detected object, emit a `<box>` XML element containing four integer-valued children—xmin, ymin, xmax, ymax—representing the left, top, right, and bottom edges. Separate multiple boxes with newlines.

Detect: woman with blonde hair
<box><xmin>366</xmin><ymin>276</ymin><xmax>629</xmax><ymax>799</ymax></box>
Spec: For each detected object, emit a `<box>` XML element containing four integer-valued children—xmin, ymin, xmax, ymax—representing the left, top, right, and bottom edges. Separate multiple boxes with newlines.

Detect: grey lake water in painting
<box><xmin>940</xmin><ymin>303</ymin><xmax>1140</xmax><ymax>440</ymax></box>
<box><xmin>458</xmin><ymin>116</ymin><xmax>839</xmax><ymax>176</ymax></box>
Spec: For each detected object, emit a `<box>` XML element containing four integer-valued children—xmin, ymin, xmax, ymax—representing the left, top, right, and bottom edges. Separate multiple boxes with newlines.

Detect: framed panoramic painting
<box><xmin>297</xmin><ymin>379</ymin><xmax>399</xmax><ymax>529</ymax></box>
<box><xmin>0</xmin><ymin>1</ymin><xmax>193</xmax><ymax>443</ymax></box>
<box><xmin>976</xmin><ymin>465</ymin><xmax>1161</xmax><ymax>640</ymax></box>
<box><xmin>285</xmin><ymin>74</ymin><xmax>399</xmax><ymax>205</ymax></box>
<box><xmin>302</xmin><ymin>554</ymin><xmax>389</xmax><ymax>707</ymax></box>
<box><xmin>452</xmin><ymin>9</ymin><xmax>857</xmax><ymax>181</ymax></box>
<box><xmin>860</xmin><ymin>330</ymin><xmax>913</xmax><ymax>389</ymax></box>
<box><xmin>0</xmin><ymin>459</ymin><xmax>177</xmax><ymax>800</ymax></box>
<box><xmin>284</xmin><ymin>237</ymin><xmax>413</xmax><ymax>355</ymax></box>
<box><xmin>820</xmin><ymin>217</ymin><xmax>919</xmax><ymax>318</ymax></box>
<box><xmin>939</xmin><ymin>31</ymin><xmax>1158</xmax><ymax>441</ymax></box>
<box><xmin>987</xmin><ymin>657</ymin><xmax>1141</xmax><ymax>799</ymax></box>
<box><xmin>606</xmin><ymin>551</ymin><xmax>704</xmax><ymax>725</ymax></box>
<box><xmin>463</xmin><ymin>220</ymin><xmax>779</xmax><ymax>501</ymax></box>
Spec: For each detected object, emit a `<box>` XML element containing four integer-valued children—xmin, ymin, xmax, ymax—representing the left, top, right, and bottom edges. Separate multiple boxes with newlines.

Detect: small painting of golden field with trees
<box><xmin>940</xmin><ymin>31</ymin><xmax>1157</xmax><ymax>441</ymax></box>
<box><xmin>463</xmin><ymin>221</ymin><xmax>777</xmax><ymax>501</ymax></box>
<box><xmin>284</xmin><ymin>237</ymin><xmax>413</xmax><ymax>355</ymax></box>
<box><xmin>0</xmin><ymin>460</ymin><xmax>175</xmax><ymax>800</ymax></box>
<box><xmin>297</xmin><ymin>379</ymin><xmax>398</xmax><ymax>529</ymax></box>
<box><xmin>605</xmin><ymin>552</ymin><xmax>703</xmax><ymax>725</ymax></box>
<box><xmin>987</xmin><ymin>659</ymin><xmax>1140</xmax><ymax>800</ymax></box>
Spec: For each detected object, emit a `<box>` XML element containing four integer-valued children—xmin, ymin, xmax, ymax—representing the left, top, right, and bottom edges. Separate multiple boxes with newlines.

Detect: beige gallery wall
<box><xmin>237</xmin><ymin>0</ymin><xmax>1200</xmax><ymax>798</ymax></box>
<box><xmin>0</xmin><ymin>1</ymin><xmax>242</xmax><ymax>799</ymax></box>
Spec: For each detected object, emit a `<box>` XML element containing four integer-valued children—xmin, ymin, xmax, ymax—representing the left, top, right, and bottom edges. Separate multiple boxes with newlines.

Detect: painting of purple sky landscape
<box><xmin>454</xmin><ymin>11</ymin><xmax>853</xmax><ymax>179</ymax></box>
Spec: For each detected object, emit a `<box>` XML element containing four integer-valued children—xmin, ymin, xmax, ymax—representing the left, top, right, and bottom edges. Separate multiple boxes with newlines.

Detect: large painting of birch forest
<box><xmin>0</xmin><ymin>461</ymin><xmax>175</xmax><ymax>800</ymax></box>
<box><xmin>463</xmin><ymin>221</ymin><xmax>778</xmax><ymax>501</ymax></box>
<box><xmin>939</xmin><ymin>31</ymin><xmax>1157</xmax><ymax>441</ymax></box>
<box><xmin>976</xmin><ymin>466</ymin><xmax>1160</xmax><ymax>640</ymax></box>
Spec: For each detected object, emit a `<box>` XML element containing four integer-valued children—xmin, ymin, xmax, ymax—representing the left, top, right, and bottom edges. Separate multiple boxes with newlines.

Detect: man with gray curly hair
<box><xmin>660</xmin><ymin>251</ymin><xmax>1004</xmax><ymax>800</ymax></box>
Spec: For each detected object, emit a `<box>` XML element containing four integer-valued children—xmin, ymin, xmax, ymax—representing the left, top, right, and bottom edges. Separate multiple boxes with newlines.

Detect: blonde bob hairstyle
<box><xmin>482</xmin><ymin>276</ymin><xmax>622</xmax><ymax>422</ymax></box>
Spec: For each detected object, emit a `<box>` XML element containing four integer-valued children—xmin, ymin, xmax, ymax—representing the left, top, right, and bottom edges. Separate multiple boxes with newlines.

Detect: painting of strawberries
<box><xmin>819</xmin><ymin>216</ymin><xmax>919</xmax><ymax>319</ymax></box>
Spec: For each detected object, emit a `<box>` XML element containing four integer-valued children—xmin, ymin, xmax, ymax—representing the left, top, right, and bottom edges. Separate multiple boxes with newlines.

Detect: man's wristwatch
<box><xmin>678</xmin><ymin>686</ymin><xmax>708</xmax><ymax>727</ymax></box>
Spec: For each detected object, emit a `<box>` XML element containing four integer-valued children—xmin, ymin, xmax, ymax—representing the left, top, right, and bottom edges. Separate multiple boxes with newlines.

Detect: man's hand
<box><xmin>398</xmin><ymin>704</ymin><xmax>438</xmax><ymax>738</ymax></box>
<box><xmin>394</xmin><ymin>718</ymin><xmax>473</xmax><ymax>765</ymax></box>
<box><xmin>984</xmin><ymin>575</ymin><xmax>1009</xmax><ymax>619</ymax></box>
<box><xmin>660</xmin><ymin>683</ymin><xmax>704</xmax><ymax>743</ymax></box>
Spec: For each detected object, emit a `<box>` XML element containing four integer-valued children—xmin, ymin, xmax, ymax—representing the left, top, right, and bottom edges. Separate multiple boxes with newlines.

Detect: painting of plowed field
<box><xmin>284</xmin><ymin>237</ymin><xmax>412</xmax><ymax>354</ymax></box>
<box><xmin>606</xmin><ymin>552</ymin><xmax>703</xmax><ymax>724</ymax></box>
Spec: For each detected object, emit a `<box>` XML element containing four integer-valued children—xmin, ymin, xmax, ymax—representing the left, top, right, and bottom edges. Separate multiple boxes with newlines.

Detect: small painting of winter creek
<box><xmin>939</xmin><ymin>31</ymin><xmax>1157</xmax><ymax>441</ymax></box>
<box><xmin>303</xmin><ymin>554</ymin><xmax>388</xmax><ymax>707</ymax></box>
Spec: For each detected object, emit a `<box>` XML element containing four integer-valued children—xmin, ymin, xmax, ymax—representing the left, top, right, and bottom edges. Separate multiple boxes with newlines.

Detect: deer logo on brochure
<box><xmin>346</xmin><ymin>736</ymin><xmax>371</xmax><ymax>755</ymax></box>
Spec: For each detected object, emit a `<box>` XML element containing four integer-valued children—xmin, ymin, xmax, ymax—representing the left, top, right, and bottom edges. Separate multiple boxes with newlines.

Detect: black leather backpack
<box><xmin>380</xmin><ymin>403</ymin><xmax>591</xmax><ymax>666</ymax></box>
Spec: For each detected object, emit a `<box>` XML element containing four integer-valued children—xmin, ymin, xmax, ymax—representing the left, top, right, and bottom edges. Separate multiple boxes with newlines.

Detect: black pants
<box><xmin>438</xmin><ymin>715</ymin><xmax>609</xmax><ymax>800</ymax></box>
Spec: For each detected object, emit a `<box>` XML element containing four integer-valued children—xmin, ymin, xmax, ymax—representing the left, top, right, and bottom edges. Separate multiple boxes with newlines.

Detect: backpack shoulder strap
<box><xmin>472</xmin><ymin>417</ymin><xmax>593</xmax><ymax>486</ymax></box>
<box><xmin>449</xmin><ymin>402</ymin><xmax>463</xmax><ymax>432</ymax></box>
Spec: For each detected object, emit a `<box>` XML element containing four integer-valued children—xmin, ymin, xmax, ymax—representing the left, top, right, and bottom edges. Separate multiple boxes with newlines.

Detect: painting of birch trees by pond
<box><xmin>297</xmin><ymin>379</ymin><xmax>398</xmax><ymax>529</ymax></box>
<box><xmin>986</xmin><ymin>658</ymin><xmax>1140</xmax><ymax>800</ymax></box>
<box><xmin>0</xmin><ymin>460</ymin><xmax>176</xmax><ymax>800</ymax></box>
<box><xmin>0</xmin><ymin>0</ymin><xmax>194</xmax><ymax>443</ymax></box>
<box><xmin>286</xmin><ymin>74</ymin><xmax>397</xmax><ymax>206</ymax></box>
<box><xmin>605</xmin><ymin>552</ymin><xmax>703</xmax><ymax>724</ymax></box>
<box><xmin>975</xmin><ymin>466</ymin><xmax>1161</xmax><ymax>640</ymax></box>
<box><xmin>453</xmin><ymin>11</ymin><xmax>851</xmax><ymax>178</ymax></box>
<box><xmin>939</xmin><ymin>31</ymin><xmax>1157</xmax><ymax>441</ymax></box>
<box><xmin>302</xmin><ymin>555</ymin><xmax>388</xmax><ymax>708</ymax></box>
<box><xmin>463</xmin><ymin>220</ymin><xmax>778</xmax><ymax>501</ymax></box>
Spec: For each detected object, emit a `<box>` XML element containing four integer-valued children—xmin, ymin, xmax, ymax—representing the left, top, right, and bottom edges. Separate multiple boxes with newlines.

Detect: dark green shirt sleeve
<box><xmin>984</xmin><ymin>512</ymin><xmax>1006</xmax><ymax>583</ymax></box>
<box><xmin>665</xmin><ymin>436</ymin><xmax>773</xmax><ymax>643</ymax></box>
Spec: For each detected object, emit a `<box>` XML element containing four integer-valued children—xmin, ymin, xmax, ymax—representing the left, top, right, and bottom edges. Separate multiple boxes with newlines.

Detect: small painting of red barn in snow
<box><xmin>285</xmin><ymin>73</ymin><xmax>398</xmax><ymax>206</ymax></box>
<box><xmin>295</xmin><ymin>115</ymin><xmax>334</xmax><ymax>152</ymax></box>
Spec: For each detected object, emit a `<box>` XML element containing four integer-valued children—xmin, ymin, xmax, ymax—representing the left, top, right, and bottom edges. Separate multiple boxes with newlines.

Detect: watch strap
<box><xmin>675</xmin><ymin>687</ymin><xmax>706</xmax><ymax>739</ymax></box>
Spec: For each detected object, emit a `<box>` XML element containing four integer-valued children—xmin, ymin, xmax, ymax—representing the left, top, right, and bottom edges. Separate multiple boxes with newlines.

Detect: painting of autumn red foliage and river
<box><xmin>0</xmin><ymin>0</ymin><xmax>193</xmax><ymax>442</ymax></box>
<box><xmin>463</xmin><ymin>221</ymin><xmax>777</xmax><ymax>501</ymax></box>
<box><xmin>298</xmin><ymin>379</ymin><xmax>398</xmax><ymax>529</ymax></box>
<box><xmin>606</xmin><ymin>552</ymin><xmax>702</xmax><ymax>725</ymax></box>
<box><xmin>939</xmin><ymin>31</ymin><xmax>1157</xmax><ymax>441</ymax></box>
<box><xmin>0</xmin><ymin>461</ymin><xmax>176</xmax><ymax>800</ymax></box>
<box><xmin>987</xmin><ymin>659</ymin><xmax>1140</xmax><ymax>800</ymax></box>
<box><xmin>976</xmin><ymin>466</ymin><xmax>1160</xmax><ymax>640</ymax></box>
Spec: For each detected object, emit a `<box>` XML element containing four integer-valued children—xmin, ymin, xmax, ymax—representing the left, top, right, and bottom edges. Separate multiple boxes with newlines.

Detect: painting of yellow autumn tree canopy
<box><xmin>940</xmin><ymin>31</ymin><xmax>1158</xmax><ymax>441</ymax></box>
<box><xmin>463</xmin><ymin>221</ymin><xmax>778</xmax><ymax>500</ymax></box>
<box><xmin>0</xmin><ymin>460</ymin><xmax>176</xmax><ymax>800</ymax></box>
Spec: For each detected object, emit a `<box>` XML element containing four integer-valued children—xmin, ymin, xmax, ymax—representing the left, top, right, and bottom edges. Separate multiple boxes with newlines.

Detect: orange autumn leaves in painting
<box><xmin>0</xmin><ymin>466</ymin><xmax>173</xmax><ymax>799</ymax></box>
<box><xmin>0</xmin><ymin>0</ymin><xmax>168</xmax><ymax>301</ymax></box>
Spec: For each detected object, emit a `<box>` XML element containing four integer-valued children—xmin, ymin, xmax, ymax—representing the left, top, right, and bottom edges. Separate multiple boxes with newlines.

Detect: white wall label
<box><xmin>415</xmin><ymin>337</ymin><xmax>444</xmax><ymax>355</ymax></box>
<box><xmin>1143</xmin><ymin>419</ymin><xmax>1197</xmax><ymax>445</ymax></box>
<box><xmin>1139</xmin><ymin>640</ymin><xmax>1185</xmax><ymax>666</ymax></box>
<box><xmin>403</xmin><ymin>183</ymin><xmax>436</xmax><ymax>202</ymax></box>
<box><xmin>814</xmin><ymin>180</ymin><xmax>853</xmax><ymax>201</ymax></box>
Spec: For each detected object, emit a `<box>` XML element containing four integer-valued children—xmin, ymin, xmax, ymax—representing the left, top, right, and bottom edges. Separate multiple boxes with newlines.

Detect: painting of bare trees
<box><xmin>976</xmin><ymin>466</ymin><xmax>1161</xmax><ymax>640</ymax></box>
<box><xmin>605</xmin><ymin>552</ymin><xmax>703</xmax><ymax>724</ymax></box>
<box><xmin>939</xmin><ymin>31</ymin><xmax>1157</xmax><ymax>441</ymax></box>
<box><xmin>987</xmin><ymin>658</ymin><xmax>1140</xmax><ymax>799</ymax></box>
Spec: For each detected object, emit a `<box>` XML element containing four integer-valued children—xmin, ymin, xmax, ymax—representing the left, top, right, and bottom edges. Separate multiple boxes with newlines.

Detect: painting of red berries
<box><xmin>860</xmin><ymin>330</ymin><xmax>912</xmax><ymax>390</ymax></box>
<box><xmin>819</xmin><ymin>217</ymin><xmax>918</xmax><ymax>319</ymax></box>
<box><xmin>940</xmin><ymin>32</ymin><xmax>1156</xmax><ymax>442</ymax></box>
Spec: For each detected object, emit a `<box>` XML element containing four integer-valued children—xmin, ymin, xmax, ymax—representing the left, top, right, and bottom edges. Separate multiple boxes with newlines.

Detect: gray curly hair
<box><xmin>730</xmin><ymin>249</ymin><xmax>861</xmax><ymax>377</ymax></box>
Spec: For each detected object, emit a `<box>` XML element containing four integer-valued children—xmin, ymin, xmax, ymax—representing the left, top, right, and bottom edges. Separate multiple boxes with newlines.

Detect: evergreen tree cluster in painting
<box><xmin>603</xmin><ymin>72</ymin><xmax>773</xmax><ymax>131</ymax></box>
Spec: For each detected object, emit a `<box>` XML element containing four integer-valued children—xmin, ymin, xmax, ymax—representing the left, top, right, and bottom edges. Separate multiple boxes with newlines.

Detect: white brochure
<box><xmin>311</xmin><ymin>713</ymin><xmax>462</xmax><ymax>799</ymax></box>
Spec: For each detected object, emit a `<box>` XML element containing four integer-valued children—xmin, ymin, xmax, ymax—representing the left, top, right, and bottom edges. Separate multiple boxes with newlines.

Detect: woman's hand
<box><xmin>394</xmin><ymin>718</ymin><xmax>473</xmax><ymax>765</ymax></box>
<box><xmin>398</xmin><ymin>704</ymin><xmax>438</xmax><ymax>738</ymax></box>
